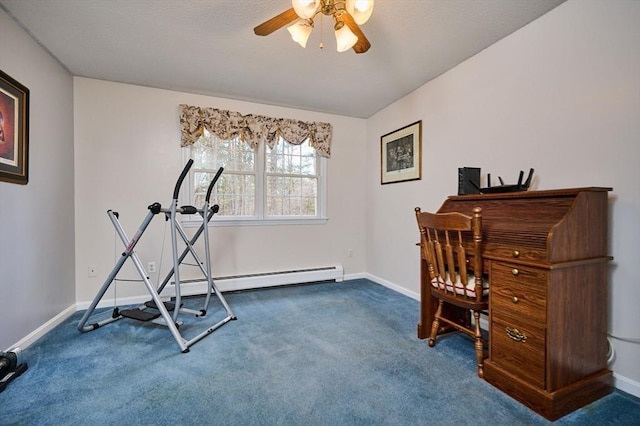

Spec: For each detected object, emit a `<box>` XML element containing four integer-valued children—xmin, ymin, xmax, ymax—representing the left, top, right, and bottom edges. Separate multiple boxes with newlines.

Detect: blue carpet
<box><xmin>1</xmin><ymin>279</ymin><xmax>638</xmax><ymax>425</ymax></box>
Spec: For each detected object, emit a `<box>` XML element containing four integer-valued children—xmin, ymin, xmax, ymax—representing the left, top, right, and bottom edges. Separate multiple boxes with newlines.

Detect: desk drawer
<box><xmin>491</xmin><ymin>262</ymin><xmax>547</xmax><ymax>325</ymax></box>
<box><xmin>491</xmin><ymin>316</ymin><xmax>546</xmax><ymax>389</ymax></box>
<box><xmin>488</xmin><ymin>245</ymin><xmax>547</xmax><ymax>262</ymax></box>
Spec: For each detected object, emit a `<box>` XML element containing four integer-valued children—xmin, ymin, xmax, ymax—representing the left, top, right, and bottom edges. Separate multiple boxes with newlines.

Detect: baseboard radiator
<box><xmin>165</xmin><ymin>265</ymin><xmax>344</xmax><ymax>296</ymax></box>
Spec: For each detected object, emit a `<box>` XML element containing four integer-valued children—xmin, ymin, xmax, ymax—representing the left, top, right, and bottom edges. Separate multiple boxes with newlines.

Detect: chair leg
<box><xmin>473</xmin><ymin>310</ymin><xmax>484</xmax><ymax>378</ymax></box>
<box><xmin>428</xmin><ymin>300</ymin><xmax>444</xmax><ymax>347</ymax></box>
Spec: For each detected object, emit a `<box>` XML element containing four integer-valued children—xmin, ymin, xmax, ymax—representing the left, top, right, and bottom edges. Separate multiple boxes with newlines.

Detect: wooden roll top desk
<box><xmin>417</xmin><ymin>187</ymin><xmax>613</xmax><ymax>420</ymax></box>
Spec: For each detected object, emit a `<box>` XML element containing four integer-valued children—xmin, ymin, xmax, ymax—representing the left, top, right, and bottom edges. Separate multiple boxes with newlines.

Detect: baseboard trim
<box><xmin>165</xmin><ymin>265</ymin><xmax>344</xmax><ymax>296</ymax></box>
<box><xmin>613</xmin><ymin>372</ymin><xmax>640</xmax><ymax>399</ymax></box>
<box><xmin>8</xmin><ymin>304</ymin><xmax>76</xmax><ymax>351</ymax></box>
<box><xmin>343</xmin><ymin>272</ymin><xmax>367</xmax><ymax>281</ymax></box>
<box><xmin>363</xmin><ymin>272</ymin><xmax>420</xmax><ymax>300</ymax></box>
<box><xmin>77</xmin><ymin>266</ymin><xmax>344</xmax><ymax>310</ymax></box>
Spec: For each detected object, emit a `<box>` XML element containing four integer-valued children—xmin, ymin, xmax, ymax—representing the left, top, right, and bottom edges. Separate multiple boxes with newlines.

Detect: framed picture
<box><xmin>380</xmin><ymin>120</ymin><xmax>421</xmax><ymax>184</ymax></box>
<box><xmin>0</xmin><ymin>70</ymin><xmax>29</xmax><ymax>185</ymax></box>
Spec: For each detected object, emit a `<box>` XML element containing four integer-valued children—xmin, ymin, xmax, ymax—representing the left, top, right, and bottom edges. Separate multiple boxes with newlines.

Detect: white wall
<box><xmin>73</xmin><ymin>78</ymin><xmax>368</xmax><ymax>304</ymax></box>
<box><xmin>0</xmin><ymin>9</ymin><xmax>75</xmax><ymax>349</ymax></box>
<box><xmin>366</xmin><ymin>0</ymin><xmax>639</xmax><ymax>389</ymax></box>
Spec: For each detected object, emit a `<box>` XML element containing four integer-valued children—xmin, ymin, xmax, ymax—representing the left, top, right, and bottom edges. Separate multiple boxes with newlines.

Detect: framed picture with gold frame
<box><xmin>0</xmin><ymin>69</ymin><xmax>30</xmax><ymax>185</ymax></box>
<box><xmin>380</xmin><ymin>120</ymin><xmax>421</xmax><ymax>184</ymax></box>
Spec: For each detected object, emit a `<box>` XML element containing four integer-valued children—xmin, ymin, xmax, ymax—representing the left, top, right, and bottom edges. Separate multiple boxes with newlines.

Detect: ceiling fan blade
<box><xmin>341</xmin><ymin>12</ymin><xmax>371</xmax><ymax>54</ymax></box>
<box><xmin>254</xmin><ymin>8</ymin><xmax>299</xmax><ymax>36</ymax></box>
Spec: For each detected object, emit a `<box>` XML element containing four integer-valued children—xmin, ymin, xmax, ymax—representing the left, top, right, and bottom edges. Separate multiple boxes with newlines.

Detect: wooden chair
<box><xmin>414</xmin><ymin>207</ymin><xmax>488</xmax><ymax>378</ymax></box>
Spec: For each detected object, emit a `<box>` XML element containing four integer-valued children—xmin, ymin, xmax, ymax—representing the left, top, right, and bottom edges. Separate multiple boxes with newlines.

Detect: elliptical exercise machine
<box><xmin>78</xmin><ymin>160</ymin><xmax>236</xmax><ymax>353</ymax></box>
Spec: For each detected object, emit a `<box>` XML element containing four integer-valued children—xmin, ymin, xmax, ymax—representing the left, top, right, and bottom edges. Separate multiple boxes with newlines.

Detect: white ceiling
<box><xmin>0</xmin><ymin>0</ymin><xmax>566</xmax><ymax>118</ymax></box>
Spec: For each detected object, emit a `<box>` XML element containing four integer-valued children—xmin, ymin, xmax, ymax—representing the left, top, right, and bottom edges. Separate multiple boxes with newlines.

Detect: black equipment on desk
<box><xmin>458</xmin><ymin>167</ymin><xmax>481</xmax><ymax>195</ymax></box>
<box><xmin>459</xmin><ymin>167</ymin><xmax>534</xmax><ymax>195</ymax></box>
<box><xmin>474</xmin><ymin>168</ymin><xmax>534</xmax><ymax>194</ymax></box>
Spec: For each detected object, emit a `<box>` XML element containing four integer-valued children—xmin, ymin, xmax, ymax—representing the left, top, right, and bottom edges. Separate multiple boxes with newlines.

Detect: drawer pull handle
<box><xmin>512</xmin><ymin>250</ymin><xmax>520</xmax><ymax>258</ymax></box>
<box><xmin>512</xmin><ymin>296</ymin><xmax>519</xmax><ymax>304</ymax></box>
<box><xmin>511</xmin><ymin>268</ymin><xmax>519</xmax><ymax>275</ymax></box>
<box><xmin>506</xmin><ymin>327</ymin><xmax>527</xmax><ymax>343</ymax></box>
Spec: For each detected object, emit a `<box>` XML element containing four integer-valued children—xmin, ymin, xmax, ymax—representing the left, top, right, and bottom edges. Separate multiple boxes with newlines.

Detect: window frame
<box><xmin>182</xmin><ymin>137</ymin><xmax>328</xmax><ymax>227</ymax></box>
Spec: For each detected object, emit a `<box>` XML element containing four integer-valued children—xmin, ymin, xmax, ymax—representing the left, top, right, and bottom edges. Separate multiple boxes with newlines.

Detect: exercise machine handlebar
<box><xmin>205</xmin><ymin>167</ymin><xmax>224</xmax><ymax>203</ymax></box>
<box><xmin>173</xmin><ymin>159</ymin><xmax>194</xmax><ymax>200</ymax></box>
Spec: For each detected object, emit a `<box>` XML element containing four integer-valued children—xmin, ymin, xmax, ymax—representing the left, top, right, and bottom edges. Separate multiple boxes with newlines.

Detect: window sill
<box><xmin>182</xmin><ymin>217</ymin><xmax>328</xmax><ymax>227</ymax></box>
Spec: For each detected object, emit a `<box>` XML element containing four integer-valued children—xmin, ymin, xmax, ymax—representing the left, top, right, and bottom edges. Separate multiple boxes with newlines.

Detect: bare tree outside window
<box><xmin>192</xmin><ymin>133</ymin><xmax>256</xmax><ymax>215</ymax></box>
<box><xmin>266</xmin><ymin>139</ymin><xmax>317</xmax><ymax>216</ymax></box>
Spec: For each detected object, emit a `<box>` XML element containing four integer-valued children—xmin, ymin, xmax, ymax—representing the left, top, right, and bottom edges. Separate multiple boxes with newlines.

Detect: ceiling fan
<box><xmin>254</xmin><ymin>0</ymin><xmax>373</xmax><ymax>54</ymax></box>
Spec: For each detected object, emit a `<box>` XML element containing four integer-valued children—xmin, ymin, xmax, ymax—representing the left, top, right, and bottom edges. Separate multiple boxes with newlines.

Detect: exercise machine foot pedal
<box><xmin>144</xmin><ymin>300</ymin><xmax>176</xmax><ymax>311</ymax></box>
<box><xmin>119</xmin><ymin>309</ymin><xmax>160</xmax><ymax>322</ymax></box>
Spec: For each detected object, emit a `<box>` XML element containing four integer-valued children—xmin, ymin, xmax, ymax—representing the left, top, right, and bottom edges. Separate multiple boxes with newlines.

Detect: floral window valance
<box><xmin>179</xmin><ymin>104</ymin><xmax>333</xmax><ymax>158</ymax></box>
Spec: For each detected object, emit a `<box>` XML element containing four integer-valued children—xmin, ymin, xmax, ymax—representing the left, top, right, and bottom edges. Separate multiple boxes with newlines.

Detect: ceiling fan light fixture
<box><xmin>334</xmin><ymin>22</ymin><xmax>358</xmax><ymax>52</ymax></box>
<box><xmin>292</xmin><ymin>0</ymin><xmax>322</xmax><ymax>20</ymax></box>
<box><xmin>287</xmin><ymin>20</ymin><xmax>314</xmax><ymax>48</ymax></box>
<box><xmin>345</xmin><ymin>0</ymin><xmax>374</xmax><ymax>25</ymax></box>
<box><xmin>255</xmin><ymin>0</ymin><xmax>371</xmax><ymax>54</ymax></box>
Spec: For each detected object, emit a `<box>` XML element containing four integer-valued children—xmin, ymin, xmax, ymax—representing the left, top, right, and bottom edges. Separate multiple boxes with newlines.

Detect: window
<box><xmin>187</xmin><ymin>130</ymin><xmax>327</xmax><ymax>225</ymax></box>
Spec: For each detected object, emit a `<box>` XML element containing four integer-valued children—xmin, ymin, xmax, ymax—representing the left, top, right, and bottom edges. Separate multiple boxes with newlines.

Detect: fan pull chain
<box><xmin>319</xmin><ymin>14</ymin><xmax>324</xmax><ymax>49</ymax></box>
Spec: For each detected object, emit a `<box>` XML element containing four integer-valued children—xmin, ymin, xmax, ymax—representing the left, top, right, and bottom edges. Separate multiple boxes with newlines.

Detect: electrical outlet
<box><xmin>148</xmin><ymin>261</ymin><xmax>156</xmax><ymax>273</ymax></box>
<box><xmin>88</xmin><ymin>265</ymin><xmax>97</xmax><ymax>277</ymax></box>
<box><xmin>347</xmin><ymin>249</ymin><xmax>353</xmax><ymax>258</ymax></box>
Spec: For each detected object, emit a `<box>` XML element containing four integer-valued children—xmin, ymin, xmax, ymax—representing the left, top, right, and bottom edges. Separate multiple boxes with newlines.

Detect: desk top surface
<box><xmin>447</xmin><ymin>187</ymin><xmax>612</xmax><ymax>202</ymax></box>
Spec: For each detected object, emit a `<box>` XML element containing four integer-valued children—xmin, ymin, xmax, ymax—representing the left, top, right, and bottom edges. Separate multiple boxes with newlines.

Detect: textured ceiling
<box><xmin>0</xmin><ymin>0</ymin><xmax>566</xmax><ymax>118</ymax></box>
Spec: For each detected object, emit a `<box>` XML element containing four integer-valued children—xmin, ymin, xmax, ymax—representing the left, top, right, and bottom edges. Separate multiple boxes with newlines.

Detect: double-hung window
<box><xmin>187</xmin><ymin>129</ymin><xmax>327</xmax><ymax>225</ymax></box>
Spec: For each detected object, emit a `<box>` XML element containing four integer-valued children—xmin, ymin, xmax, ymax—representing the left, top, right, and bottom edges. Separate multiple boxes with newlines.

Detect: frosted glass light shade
<box><xmin>345</xmin><ymin>0</ymin><xmax>374</xmax><ymax>25</ymax></box>
<box><xmin>287</xmin><ymin>21</ymin><xmax>313</xmax><ymax>48</ymax></box>
<box><xmin>335</xmin><ymin>25</ymin><xmax>358</xmax><ymax>52</ymax></box>
<box><xmin>292</xmin><ymin>0</ymin><xmax>321</xmax><ymax>19</ymax></box>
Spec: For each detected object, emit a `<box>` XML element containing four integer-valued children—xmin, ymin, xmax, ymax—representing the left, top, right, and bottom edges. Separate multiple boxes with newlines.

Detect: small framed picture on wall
<box><xmin>380</xmin><ymin>120</ymin><xmax>421</xmax><ymax>185</ymax></box>
<box><xmin>0</xmin><ymin>69</ymin><xmax>30</xmax><ymax>185</ymax></box>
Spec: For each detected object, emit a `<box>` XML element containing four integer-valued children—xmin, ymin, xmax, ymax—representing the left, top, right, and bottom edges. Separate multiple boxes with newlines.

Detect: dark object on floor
<box><xmin>0</xmin><ymin>347</ymin><xmax>28</xmax><ymax>393</ymax></box>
